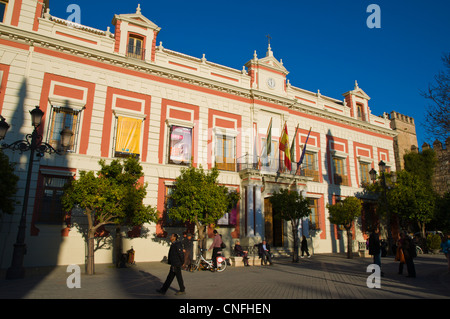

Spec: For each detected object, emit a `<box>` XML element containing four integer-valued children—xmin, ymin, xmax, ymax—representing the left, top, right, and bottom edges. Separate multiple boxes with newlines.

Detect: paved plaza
<box><xmin>1</xmin><ymin>253</ymin><xmax>449</xmax><ymax>301</ymax></box>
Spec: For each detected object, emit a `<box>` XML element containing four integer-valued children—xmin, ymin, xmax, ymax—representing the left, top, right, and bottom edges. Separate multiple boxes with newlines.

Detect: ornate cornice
<box><xmin>0</xmin><ymin>24</ymin><xmax>396</xmax><ymax>138</ymax></box>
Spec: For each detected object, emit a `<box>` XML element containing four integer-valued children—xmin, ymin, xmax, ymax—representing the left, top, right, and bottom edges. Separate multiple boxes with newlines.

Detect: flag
<box><xmin>297</xmin><ymin>127</ymin><xmax>312</xmax><ymax>172</ymax></box>
<box><xmin>266</xmin><ymin>118</ymin><xmax>272</xmax><ymax>158</ymax></box>
<box><xmin>279</xmin><ymin>122</ymin><xmax>289</xmax><ymax>152</ymax></box>
<box><xmin>258</xmin><ymin>118</ymin><xmax>272</xmax><ymax>168</ymax></box>
<box><xmin>279</xmin><ymin>122</ymin><xmax>291</xmax><ymax>171</ymax></box>
<box><xmin>290</xmin><ymin>124</ymin><xmax>299</xmax><ymax>163</ymax></box>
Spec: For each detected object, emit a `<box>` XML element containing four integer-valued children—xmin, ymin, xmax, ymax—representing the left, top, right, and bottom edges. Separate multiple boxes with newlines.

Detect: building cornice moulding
<box><xmin>0</xmin><ymin>25</ymin><xmax>396</xmax><ymax>139</ymax></box>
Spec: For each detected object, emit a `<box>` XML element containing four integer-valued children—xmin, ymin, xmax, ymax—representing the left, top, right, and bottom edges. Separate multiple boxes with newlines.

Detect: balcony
<box><xmin>127</xmin><ymin>44</ymin><xmax>146</xmax><ymax>61</ymax></box>
<box><xmin>237</xmin><ymin>154</ymin><xmax>312</xmax><ymax>178</ymax></box>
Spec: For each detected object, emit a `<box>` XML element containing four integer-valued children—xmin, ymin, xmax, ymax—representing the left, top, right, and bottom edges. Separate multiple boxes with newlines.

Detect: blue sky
<box><xmin>48</xmin><ymin>0</ymin><xmax>450</xmax><ymax>147</ymax></box>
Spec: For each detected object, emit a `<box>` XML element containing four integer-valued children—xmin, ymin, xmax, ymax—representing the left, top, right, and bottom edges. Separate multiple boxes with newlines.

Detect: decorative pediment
<box><xmin>342</xmin><ymin>81</ymin><xmax>371</xmax><ymax>100</ymax></box>
<box><xmin>112</xmin><ymin>4</ymin><xmax>160</xmax><ymax>32</ymax></box>
<box><xmin>245</xmin><ymin>44</ymin><xmax>288</xmax><ymax>75</ymax></box>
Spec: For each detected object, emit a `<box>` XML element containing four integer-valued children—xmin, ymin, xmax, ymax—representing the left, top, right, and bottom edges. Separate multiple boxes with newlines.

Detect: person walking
<box><xmin>157</xmin><ymin>233</ymin><xmax>186</xmax><ymax>295</ymax></box>
<box><xmin>402</xmin><ymin>233</ymin><xmax>416</xmax><ymax>278</ymax></box>
<box><xmin>441</xmin><ymin>233</ymin><xmax>450</xmax><ymax>272</ymax></box>
<box><xmin>208</xmin><ymin>230</ymin><xmax>223</xmax><ymax>270</ymax></box>
<box><xmin>301</xmin><ymin>235</ymin><xmax>310</xmax><ymax>258</ymax></box>
<box><xmin>395</xmin><ymin>233</ymin><xmax>406</xmax><ymax>275</ymax></box>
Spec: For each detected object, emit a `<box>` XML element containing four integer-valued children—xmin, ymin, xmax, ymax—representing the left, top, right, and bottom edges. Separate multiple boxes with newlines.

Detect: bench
<box><xmin>230</xmin><ymin>245</ymin><xmax>261</xmax><ymax>267</ymax></box>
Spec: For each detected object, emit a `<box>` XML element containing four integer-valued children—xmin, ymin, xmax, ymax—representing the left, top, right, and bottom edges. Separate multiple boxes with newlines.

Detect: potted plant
<box><xmin>426</xmin><ymin>234</ymin><xmax>441</xmax><ymax>254</ymax></box>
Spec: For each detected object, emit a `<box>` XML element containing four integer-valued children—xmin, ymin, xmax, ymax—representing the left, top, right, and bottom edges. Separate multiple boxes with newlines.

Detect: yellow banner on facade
<box><xmin>115</xmin><ymin>116</ymin><xmax>141</xmax><ymax>155</ymax></box>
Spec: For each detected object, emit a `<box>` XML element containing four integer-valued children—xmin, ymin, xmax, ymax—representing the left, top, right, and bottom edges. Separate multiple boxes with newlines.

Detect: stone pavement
<box><xmin>0</xmin><ymin>253</ymin><xmax>449</xmax><ymax>301</ymax></box>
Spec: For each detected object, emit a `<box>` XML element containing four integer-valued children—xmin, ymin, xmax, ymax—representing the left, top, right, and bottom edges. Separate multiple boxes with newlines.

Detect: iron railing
<box><xmin>237</xmin><ymin>153</ymin><xmax>315</xmax><ymax>177</ymax></box>
<box><xmin>127</xmin><ymin>45</ymin><xmax>146</xmax><ymax>60</ymax></box>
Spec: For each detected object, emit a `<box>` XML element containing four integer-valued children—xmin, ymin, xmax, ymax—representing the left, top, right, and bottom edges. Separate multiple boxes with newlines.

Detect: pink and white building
<box><xmin>0</xmin><ymin>1</ymin><xmax>397</xmax><ymax>267</ymax></box>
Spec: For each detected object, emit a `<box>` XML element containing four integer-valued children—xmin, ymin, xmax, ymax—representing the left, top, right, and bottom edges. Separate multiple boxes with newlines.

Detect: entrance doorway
<box><xmin>264</xmin><ymin>197</ymin><xmax>283</xmax><ymax>247</ymax></box>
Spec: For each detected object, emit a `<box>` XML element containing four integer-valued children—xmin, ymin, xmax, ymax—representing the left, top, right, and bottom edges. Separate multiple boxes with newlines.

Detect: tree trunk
<box><xmin>115</xmin><ymin>226</ymin><xmax>123</xmax><ymax>268</ymax></box>
<box><xmin>346</xmin><ymin>227</ymin><xmax>353</xmax><ymax>259</ymax></box>
<box><xmin>195</xmin><ymin>218</ymin><xmax>207</xmax><ymax>258</ymax></box>
<box><xmin>87</xmin><ymin>228</ymin><xmax>95</xmax><ymax>275</ymax></box>
<box><xmin>291</xmin><ymin>220</ymin><xmax>299</xmax><ymax>262</ymax></box>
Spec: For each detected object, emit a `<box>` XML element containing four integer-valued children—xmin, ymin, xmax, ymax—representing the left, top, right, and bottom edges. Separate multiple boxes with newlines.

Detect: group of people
<box><xmin>156</xmin><ymin>230</ymin><xmax>313</xmax><ymax>295</ymax></box>
<box><xmin>369</xmin><ymin>227</ymin><xmax>450</xmax><ymax>278</ymax></box>
<box><xmin>234</xmin><ymin>235</ymin><xmax>311</xmax><ymax>266</ymax></box>
<box><xmin>156</xmin><ymin>229</ymin><xmax>224</xmax><ymax>295</ymax></box>
<box><xmin>368</xmin><ymin>227</ymin><xmax>417</xmax><ymax>277</ymax></box>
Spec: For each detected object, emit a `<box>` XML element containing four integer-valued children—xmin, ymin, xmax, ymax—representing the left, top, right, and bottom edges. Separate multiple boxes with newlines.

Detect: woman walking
<box><xmin>301</xmin><ymin>235</ymin><xmax>310</xmax><ymax>258</ymax></box>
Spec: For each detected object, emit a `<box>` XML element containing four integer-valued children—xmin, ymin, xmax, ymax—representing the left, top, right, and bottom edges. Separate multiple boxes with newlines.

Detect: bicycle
<box><xmin>416</xmin><ymin>245</ymin><xmax>424</xmax><ymax>255</ymax></box>
<box><xmin>191</xmin><ymin>249</ymin><xmax>227</xmax><ymax>272</ymax></box>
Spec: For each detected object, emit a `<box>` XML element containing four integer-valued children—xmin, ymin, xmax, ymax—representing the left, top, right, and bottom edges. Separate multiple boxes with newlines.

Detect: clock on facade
<box><xmin>267</xmin><ymin>78</ymin><xmax>275</xmax><ymax>89</ymax></box>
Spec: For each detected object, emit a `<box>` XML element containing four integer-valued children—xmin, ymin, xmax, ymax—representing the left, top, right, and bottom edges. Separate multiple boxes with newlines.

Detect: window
<box><xmin>217</xmin><ymin>188</ymin><xmax>238</xmax><ymax>226</ymax></box>
<box><xmin>163</xmin><ymin>184</ymin><xmax>185</xmax><ymax>227</ymax></box>
<box><xmin>169</xmin><ymin>125</ymin><xmax>192</xmax><ymax>165</ymax></box>
<box><xmin>0</xmin><ymin>1</ymin><xmax>8</xmax><ymax>23</ymax></box>
<box><xmin>332</xmin><ymin>157</ymin><xmax>349</xmax><ymax>186</ymax></box>
<box><xmin>47</xmin><ymin>106</ymin><xmax>80</xmax><ymax>152</ymax></box>
<box><xmin>359</xmin><ymin>162</ymin><xmax>371</xmax><ymax>184</ymax></box>
<box><xmin>38</xmin><ymin>175</ymin><xmax>72</xmax><ymax>223</ymax></box>
<box><xmin>356</xmin><ymin>104</ymin><xmax>365</xmax><ymax>121</ymax></box>
<box><xmin>308</xmin><ymin>199</ymin><xmax>320</xmax><ymax>230</ymax></box>
<box><xmin>215</xmin><ymin>135</ymin><xmax>236</xmax><ymax>171</ymax></box>
<box><xmin>115</xmin><ymin>116</ymin><xmax>142</xmax><ymax>158</ymax></box>
<box><xmin>127</xmin><ymin>35</ymin><xmax>145</xmax><ymax>60</ymax></box>
<box><xmin>304</xmin><ymin>152</ymin><xmax>319</xmax><ymax>182</ymax></box>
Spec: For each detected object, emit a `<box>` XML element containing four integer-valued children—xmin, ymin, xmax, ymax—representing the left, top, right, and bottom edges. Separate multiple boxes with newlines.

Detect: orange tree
<box><xmin>168</xmin><ymin>165</ymin><xmax>239</xmax><ymax>255</ymax></box>
<box><xmin>327</xmin><ymin>196</ymin><xmax>362</xmax><ymax>259</ymax></box>
<box><xmin>269</xmin><ymin>188</ymin><xmax>311</xmax><ymax>262</ymax></box>
<box><xmin>62</xmin><ymin>157</ymin><xmax>158</xmax><ymax>275</ymax></box>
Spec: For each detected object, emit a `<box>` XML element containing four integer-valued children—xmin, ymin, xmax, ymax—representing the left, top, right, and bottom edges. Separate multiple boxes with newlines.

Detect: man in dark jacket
<box><xmin>255</xmin><ymin>240</ymin><xmax>273</xmax><ymax>265</ymax></box>
<box><xmin>157</xmin><ymin>233</ymin><xmax>186</xmax><ymax>295</ymax></box>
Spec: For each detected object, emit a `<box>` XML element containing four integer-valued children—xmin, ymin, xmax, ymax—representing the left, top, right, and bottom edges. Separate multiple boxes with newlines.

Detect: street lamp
<box><xmin>378</xmin><ymin>160</ymin><xmax>394</xmax><ymax>255</ymax></box>
<box><xmin>1</xmin><ymin>106</ymin><xmax>73</xmax><ymax>280</ymax></box>
<box><xmin>369</xmin><ymin>167</ymin><xmax>377</xmax><ymax>183</ymax></box>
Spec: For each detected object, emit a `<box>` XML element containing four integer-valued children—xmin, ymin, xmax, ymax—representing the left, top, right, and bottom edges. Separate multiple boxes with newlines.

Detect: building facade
<box><xmin>0</xmin><ymin>1</ymin><xmax>400</xmax><ymax>268</ymax></box>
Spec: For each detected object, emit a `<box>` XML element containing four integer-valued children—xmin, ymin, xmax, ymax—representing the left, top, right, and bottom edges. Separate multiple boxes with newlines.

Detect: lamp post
<box><xmin>378</xmin><ymin>160</ymin><xmax>394</xmax><ymax>255</ymax></box>
<box><xmin>1</xmin><ymin>106</ymin><xmax>73</xmax><ymax>280</ymax></box>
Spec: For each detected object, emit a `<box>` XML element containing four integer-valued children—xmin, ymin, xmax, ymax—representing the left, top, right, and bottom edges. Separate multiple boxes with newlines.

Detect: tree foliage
<box><xmin>387</xmin><ymin>170</ymin><xmax>435</xmax><ymax>236</ymax></box>
<box><xmin>403</xmin><ymin>148</ymin><xmax>436</xmax><ymax>188</ymax></box>
<box><xmin>269</xmin><ymin>188</ymin><xmax>311</xmax><ymax>262</ymax></box>
<box><xmin>61</xmin><ymin>157</ymin><xmax>158</xmax><ymax>274</ymax></box>
<box><xmin>168</xmin><ymin>165</ymin><xmax>238</xmax><ymax>252</ymax></box>
<box><xmin>421</xmin><ymin>52</ymin><xmax>450</xmax><ymax>142</ymax></box>
<box><xmin>327</xmin><ymin>196</ymin><xmax>362</xmax><ymax>259</ymax></box>
<box><xmin>0</xmin><ymin>150</ymin><xmax>19</xmax><ymax>215</ymax></box>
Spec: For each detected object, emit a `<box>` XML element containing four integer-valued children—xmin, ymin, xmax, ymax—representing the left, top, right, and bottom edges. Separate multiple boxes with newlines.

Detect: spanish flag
<box><xmin>279</xmin><ymin>122</ymin><xmax>291</xmax><ymax>170</ymax></box>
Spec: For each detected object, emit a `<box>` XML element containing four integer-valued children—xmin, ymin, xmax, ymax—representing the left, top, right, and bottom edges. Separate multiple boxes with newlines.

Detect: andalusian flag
<box><xmin>279</xmin><ymin>122</ymin><xmax>291</xmax><ymax>171</ymax></box>
<box><xmin>258</xmin><ymin>118</ymin><xmax>272</xmax><ymax>168</ymax></box>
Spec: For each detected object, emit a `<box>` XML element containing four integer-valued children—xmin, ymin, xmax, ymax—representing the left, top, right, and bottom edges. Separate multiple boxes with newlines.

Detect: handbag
<box><xmin>395</xmin><ymin>248</ymin><xmax>405</xmax><ymax>263</ymax></box>
<box><xmin>221</xmin><ymin>241</ymin><xmax>226</xmax><ymax>249</ymax></box>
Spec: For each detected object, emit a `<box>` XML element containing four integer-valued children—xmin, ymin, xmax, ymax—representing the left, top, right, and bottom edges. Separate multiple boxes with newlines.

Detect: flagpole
<box><xmin>296</xmin><ymin>126</ymin><xmax>312</xmax><ymax>175</ymax></box>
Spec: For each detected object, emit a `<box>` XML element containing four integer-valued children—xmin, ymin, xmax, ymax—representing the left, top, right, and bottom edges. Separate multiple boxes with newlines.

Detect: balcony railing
<box><xmin>127</xmin><ymin>45</ymin><xmax>146</xmax><ymax>60</ymax></box>
<box><xmin>237</xmin><ymin>154</ymin><xmax>315</xmax><ymax>177</ymax></box>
